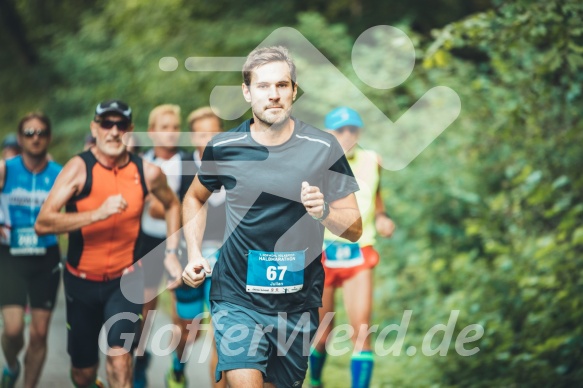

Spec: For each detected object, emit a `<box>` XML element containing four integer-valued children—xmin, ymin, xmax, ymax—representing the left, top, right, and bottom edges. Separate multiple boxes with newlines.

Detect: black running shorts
<box><xmin>63</xmin><ymin>267</ymin><xmax>144</xmax><ymax>368</ymax></box>
<box><xmin>0</xmin><ymin>244</ymin><xmax>61</xmax><ymax>310</ymax></box>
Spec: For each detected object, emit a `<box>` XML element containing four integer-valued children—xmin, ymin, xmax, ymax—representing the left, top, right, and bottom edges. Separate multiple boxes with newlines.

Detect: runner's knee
<box><xmin>28</xmin><ymin>328</ymin><xmax>49</xmax><ymax>347</ymax></box>
<box><xmin>71</xmin><ymin>367</ymin><xmax>97</xmax><ymax>387</ymax></box>
<box><xmin>106</xmin><ymin>352</ymin><xmax>131</xmax><ymax>371</ymax></box>
<box><xmin>2</xmin><ymin>325</ymin><xmax>24</xmax><ymax>341</ymax></box>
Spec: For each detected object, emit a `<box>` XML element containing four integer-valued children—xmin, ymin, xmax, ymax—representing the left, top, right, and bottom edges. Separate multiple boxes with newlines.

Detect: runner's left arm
<box><xmin>373</xmin><ymin>156</ymin><xmax>395</xmax><ymax>238</ymax></box>
<box><xmin>147</xmin><ymin>196</ymin><xmax>165</xmax><ymax>219</ymax></box>
<box><xmin>301</xmin><ymin>181</ymin><xmax>362</xmax><ymax>242</ymax></box>
<box><xmin>144</xmin><ymin>161</ymin><xmax>182</xmax><ymax>288</ymax></box>
<box><xmin>0</xmin><ymin>160</ymin><xmax>6</xmax><ymax>239</ymax></box>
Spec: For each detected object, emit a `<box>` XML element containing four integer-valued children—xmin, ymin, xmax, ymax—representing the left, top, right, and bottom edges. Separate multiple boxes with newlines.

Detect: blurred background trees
<box><xmin>1</xmin><ymin>0</ymin><xmax>582</xmax><ymax>385</ymax></box>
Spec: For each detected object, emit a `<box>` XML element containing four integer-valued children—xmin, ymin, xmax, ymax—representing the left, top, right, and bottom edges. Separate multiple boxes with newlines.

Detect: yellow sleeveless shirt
<box><xmin>324</xmin><ymin>148</ymin><xmax>379</xmax><ymax>247</ymax></box>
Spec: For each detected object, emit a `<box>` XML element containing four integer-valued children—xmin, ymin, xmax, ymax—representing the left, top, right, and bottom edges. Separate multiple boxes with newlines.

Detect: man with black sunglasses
<box><xmin>0</xmin><ymin>112</ymin><xmax>62</xmax><ymax>388</ymax></box>
<box><xmin>35</xmin><ymin>99</ymin><xmax>182</xmax><ymax>388</ymax></box>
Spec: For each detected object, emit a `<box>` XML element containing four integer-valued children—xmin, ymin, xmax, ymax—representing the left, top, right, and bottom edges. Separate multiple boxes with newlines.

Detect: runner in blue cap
<box><xmin>310</xmin><ymin>107</ymin><xmax>396</xmax><ymax>388</ymax></box>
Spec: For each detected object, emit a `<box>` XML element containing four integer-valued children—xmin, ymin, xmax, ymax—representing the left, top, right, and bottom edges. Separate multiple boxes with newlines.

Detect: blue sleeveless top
<box><xmin>0</xmin><ymin>155</ymin><xmax>62</xmax><ymax>253</ymax></box>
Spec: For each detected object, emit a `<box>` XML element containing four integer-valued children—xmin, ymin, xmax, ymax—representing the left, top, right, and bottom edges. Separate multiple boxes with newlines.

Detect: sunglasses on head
<box><xmin>21</xmin><ymin>128</ymin><xmax>49</xmax><ymax>138</ymax></box>
<box><xmin>337</xmin><ymin>126</ymin><xmax>361</xmax><ymax>134</ymax></box>
<box><xmin>95</xmin><ymin>119</ymin><xmax>131</xmax><ymax>131</ymax></box>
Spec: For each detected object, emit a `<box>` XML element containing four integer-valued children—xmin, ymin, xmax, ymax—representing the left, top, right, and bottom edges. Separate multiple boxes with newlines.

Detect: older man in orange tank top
<box><xmin>35</xmin><ymin>100</ymin><xmax>182</xmax><ymax>388</ymax></box>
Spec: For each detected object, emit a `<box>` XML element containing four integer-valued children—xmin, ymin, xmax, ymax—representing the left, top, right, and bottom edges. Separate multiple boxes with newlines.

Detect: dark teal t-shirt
<box><xmin>197</xmin><ymin>118</ymin><xmax>359</xmax><ymax>314</ymax></box>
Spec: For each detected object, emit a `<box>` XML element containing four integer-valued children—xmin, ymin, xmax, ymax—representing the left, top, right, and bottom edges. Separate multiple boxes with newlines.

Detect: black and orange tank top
<box><xmin>66</xmin><ymin>150</ymin><xmax>148</xmax><ymax>276</ymax></box>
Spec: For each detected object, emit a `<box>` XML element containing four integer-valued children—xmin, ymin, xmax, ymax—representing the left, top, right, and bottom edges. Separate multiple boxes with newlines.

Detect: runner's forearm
<box><xmin>164</xmin><ymin>198</ymin><xmax>181</xmax><ymax>250</ymax></box>
<box><xmin>182</xmin><ymin>191</ymin><xmax>208</xmax><ymax>262</ymax></box>
<box><xmin>35</xmin><ymin>209</ymin><xmax>100</xmax><ymax>235</ymax></box>
<box><xmin>321</xmin><ymin>207</ymin><xmax>362</xmax><ymax>242</ymax></box>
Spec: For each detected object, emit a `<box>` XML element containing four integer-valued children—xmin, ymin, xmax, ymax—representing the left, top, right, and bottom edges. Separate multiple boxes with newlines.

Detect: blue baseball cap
<box><xmin>324</xmin><ymin>107</ymin><xmax>363</xmax><ymax>130</ymax></box>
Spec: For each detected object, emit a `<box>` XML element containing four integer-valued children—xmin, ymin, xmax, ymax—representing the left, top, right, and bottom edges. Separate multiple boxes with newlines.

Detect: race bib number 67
<box><xmin>246</xmin><ymin>250</ymin><xmax>305</xmax><ymax>294</ymax></box>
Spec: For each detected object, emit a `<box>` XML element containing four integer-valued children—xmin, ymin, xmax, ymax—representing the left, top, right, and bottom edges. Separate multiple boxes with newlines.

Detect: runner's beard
<box><xmin>25</xmin><ymin>148</ymin><xmax>48</xmax><ymax>159</ymax></box>
<box><xmin>254</xmin><ymin>105</ymin><xmax>292</xmax><ymax>131</ymax></box>
<box><xmin>100</xmin><ymin>139</ymin><xmax>126</xmax><ymax>157</ymax></box>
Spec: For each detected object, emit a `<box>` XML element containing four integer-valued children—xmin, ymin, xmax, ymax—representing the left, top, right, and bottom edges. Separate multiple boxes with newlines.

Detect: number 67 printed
<box><xmin>266</xmin><ymin>266</ymin><xmax>287</xmax><ymax>281</ymax></box>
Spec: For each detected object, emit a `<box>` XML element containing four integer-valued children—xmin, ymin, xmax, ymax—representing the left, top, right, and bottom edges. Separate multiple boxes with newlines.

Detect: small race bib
<box><xmin>10</xmin><ymin>227</ymin><xmax>46</xmax><ymax>256</ymax></box>
<box><xmin>246</xmin><ymin>250</ymin><xmax>305</xmax><ymax>294</ymax></box>
<box><xmin>323</xmin><ymin>241</ymin><xmax>364</xmax><ymax>268</ymax></box>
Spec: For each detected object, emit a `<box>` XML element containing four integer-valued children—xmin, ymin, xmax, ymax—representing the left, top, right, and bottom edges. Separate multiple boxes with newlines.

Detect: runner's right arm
<box><xmin>35</xmin><ymin>156</ymin><xmax>127</xmax><ymax>235</ymax></box>
<box><xmin>181</xmin><ymin>175</ymin><xmax>213</xmax><ymax>288</ymax></box>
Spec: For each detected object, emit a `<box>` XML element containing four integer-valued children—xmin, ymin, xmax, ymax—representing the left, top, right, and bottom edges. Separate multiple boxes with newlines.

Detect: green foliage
<box><xmin>408</xmin><ymin>0</ymin><xmax>583</xmax><ymax>384</ymax></box>
<box><xmin>312</xmin><ymin>0</ymin><xmax>583</xmax><ymax>385</ymax></box>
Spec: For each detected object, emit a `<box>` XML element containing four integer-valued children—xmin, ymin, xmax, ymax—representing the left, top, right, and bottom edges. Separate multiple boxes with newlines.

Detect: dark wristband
<box><xmin>313</xmin><ymin>201</ymin><xmax>330</xmax><ymax>222</ymax></box>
